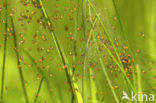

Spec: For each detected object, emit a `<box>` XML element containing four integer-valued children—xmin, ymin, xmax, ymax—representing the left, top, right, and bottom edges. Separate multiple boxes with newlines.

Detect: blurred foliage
<box><xmin>0</xmin><ymin>0</ymin><xmax>155</xmax><ymax>103</ymax></box>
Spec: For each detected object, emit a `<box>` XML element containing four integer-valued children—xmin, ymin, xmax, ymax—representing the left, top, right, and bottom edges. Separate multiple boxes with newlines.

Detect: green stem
<box><xmin>11</xmin><ymin>17</ymin><xmax>29</xmax><ymax>103</ymax></box>
<box><xmin>72</xmin><ymin>0</ymin><xmax>80</xmax><ymax>76</ymax></box>
<box><xmin>81</xmin><ymin>0</ymin><xmax>87</xmax><ymax>102</ymax></box>
<box><xmin>136</xmin><ymin>65</ymin><xmax>142</xmax><ymax>103</ymax></box>
<box><xmin>34</xmin><ymin>78</ymin><xmax>44</xmax><ymax>103</ymax></box>
<box><xmin>0</xmin><ymin>0</ymin><xmax>8</xmax><ymax>102</ymax></box>
<box><xmin>100</xmin><ymin>58</ymin><xmax>119</xmax><ymax>103</ymax></box>
<box><xmin>149</xmin><ymin>0</ymin><xmax>156</xmax><ymax>60</ymax></box>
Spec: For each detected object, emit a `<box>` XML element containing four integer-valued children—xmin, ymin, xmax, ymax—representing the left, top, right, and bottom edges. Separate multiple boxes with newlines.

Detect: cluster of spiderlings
<box><xmin>119</xmin><ymin>51</ymin><xmax>134</xmax><ymax>77</ymax></box>
<box><xmin>0</xmin><ymin>0</ymin><xmax>155</xmax><ymax>103</ymax></box>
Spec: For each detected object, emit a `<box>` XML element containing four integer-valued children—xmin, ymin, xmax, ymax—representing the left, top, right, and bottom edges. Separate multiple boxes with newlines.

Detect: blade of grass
<box><xmin>83</xmin><ymin>15</ymin><xmax>97</xmax><ymax>103</ymax></box>
<box><xmin>148</xmin><ymin>0</ymin><xmax>156</xmax><ymax>60</ymax></box>
<box><xmin>81</xmin><ymin>0</ymin><xmax>87</xmax><ymax>102</ymax></box>
<box><xmin>34</xmin><ymin>78</ymin><xmax>44</xmax><ymax>103</ymax></box>
<box><xmin>22</xmin><ymin>49</ymin><xmax>54</xmax><ymax>102</ymax></box>
<box><xmin>72</xmin><ymin>0</ymin><xmax>80</xmax><ymax>102</ymax></box>
<box><xmin>11</xmin><ymin>17</ymin><xmax>29</xmax><ymax>103</ymax></box>
<box><xmin>87</xmin><ymin>6</ymin><xmax>99</xmax><ymax>103</ymax></box>
<box><xmin>89</xmin><ymin>69</ymin><xmax>98</xmax><ymax>103</ymax></box>
<box><xmin>72</xmin><ymin>0</ymin><xmax>80</xmax><ymax>76</ymax></box>
<box><xmin>112</xmin><ymin>0</ymin><xmax>123</xmax><ymax>32</ymax></box>
<box><xmin>0</xmin><ymin>0</ymin><xmax>8</xmax><ymax>102</ymax></box>
<box><xmin>87</xmin><ymin>0</ymin><xmax>135</xmax><ymax>92</ymax></box>
<box><xmin>36</xmin><ymin>0</ymin><xmax>83</xmax><ymax>102</ymax></box>
<box><xmin>99</xmin><ymin>58</ymin><xmax>119</xmax><ymax>103</ymax></box>
<box><xmin>136</xmin><ymin>65</ymin><xmax>142</xmax><ymax>103</ymax></box>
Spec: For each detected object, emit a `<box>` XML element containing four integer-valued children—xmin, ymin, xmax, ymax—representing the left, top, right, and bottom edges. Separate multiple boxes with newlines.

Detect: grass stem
<box><xmin>100</xmin><ymin>58</ymin><xmax>119</xmax><ymax>103</ymax></box>
<box><xmin>81</xmin><ymin>0</ymin><xmax>87</xmax><ymax>102</ymax></box>
<box><xmin>0</xmin><ymin>0</ymin><xmax>8</xmax><ymax>102</ymax></box>
<box><xmin>34</xmin><ymin>78</ymin><xmax>44</xmax><ymax>103</ymax></box>
<box><xmin>136</xmin><ymin>65</ymin><xmax>142</xmax><ymax>103</ymax></box>
<box><xmin>11</xmin><ymin>17</ymin><xmax>29</xmax><ymax>103</ymax></box>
